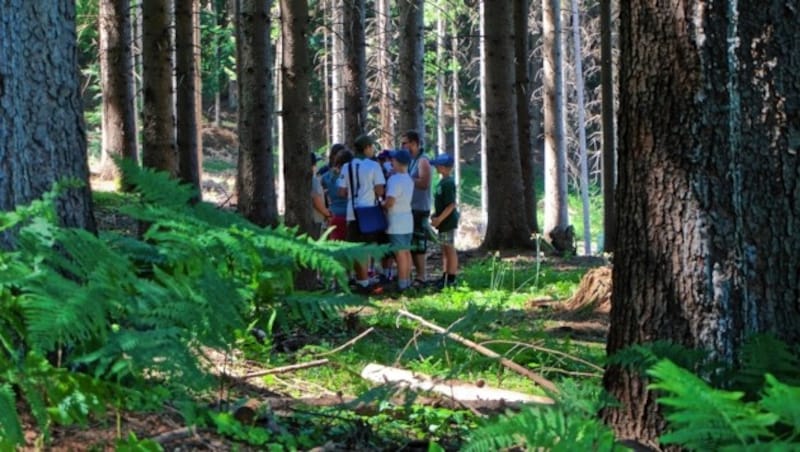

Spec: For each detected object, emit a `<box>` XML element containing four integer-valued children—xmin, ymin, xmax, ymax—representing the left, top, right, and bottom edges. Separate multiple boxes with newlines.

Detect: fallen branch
<box><xmin>397</xmin><ymin>309</ymin><xmax>559</xmax><ymax>394</ymax></box>
<box><xmin>242</xmin><ymin>359</ymin><xmax>329</xmax><ymax>379</ymax></box>
<box><xmin>361</xmin><ymin>363</ymin><xmax>554</xmax><ymax>405</ymax></box>
<box><xmin>315</xmin><ymin>327</ymin><xmax>375</xmax><ymax>357</ymax></box>
<box><xmin>149</xmin><ymin>426</ymin><xmax>197</xmax><ymax>444</ymax></box>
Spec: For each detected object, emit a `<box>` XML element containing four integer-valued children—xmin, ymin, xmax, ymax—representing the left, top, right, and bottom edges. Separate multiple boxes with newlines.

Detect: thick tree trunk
<box><xmin>99</xmin><ymin>0</ymin><xmax>138</xmax><ymax>181</ymax></box>
<box><xmin>397</xmin><ymin>0</ymin><xmax>425</xmax><ymax>143</ymax></box>
<box><xmin>235</xmin><ymin>0</ymin><xmax>277</xmax><ymax>226</ymax></box>
<box><xmin>480</xmin><ymin>1</ymin><xmax>531</xmax><ymax>250</ymax></box>
<box><xmin>141</xmin><ymin>0</ymin><xmax>177</xmax><ymax>175</ymax></box>
<box><xmin>514</xmin><ymin>0</ymin><xmax>537</xmax><ymax>234</ymax></box>
<box><xmin>0</xmin><ymin>0</ymin><xmax>96</xmax><ymax>247</ymax></box>
<box><xmin>342</xmin><ymin>0</ymin><xmax>367</xmax><ymax>146</ymax></box>
<box><xmin>604</xmin><ymin>1</ymin><xmax>800</xmax><ymax>447</ymax></box>
<box><xmin>175</xmin><ymin>0</ymin><xmax>201</xmax><ymax>195</ymax></box>
<box><xmin>541</xmin><ymin>0</ymin><xmax>573</xmax><ymax>253</ymax></box>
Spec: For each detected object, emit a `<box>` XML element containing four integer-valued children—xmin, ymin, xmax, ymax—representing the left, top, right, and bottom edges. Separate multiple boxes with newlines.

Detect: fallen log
<box><xmin>360</xmin><ymin>363</ymin><xmax>554</xmax><ymax>405</ymax></box>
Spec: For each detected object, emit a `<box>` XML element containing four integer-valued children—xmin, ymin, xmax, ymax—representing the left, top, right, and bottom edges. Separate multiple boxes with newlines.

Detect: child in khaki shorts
<box><xmin>429</xmin><ymin>153</ymin><xmax>460</xmax><ymax>289</ymax></box>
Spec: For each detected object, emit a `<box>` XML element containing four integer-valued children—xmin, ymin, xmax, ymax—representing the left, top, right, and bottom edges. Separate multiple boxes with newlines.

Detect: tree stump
<box><xmin>561</xmin><ymin>265</ymin><xmax>612</xmax><ymax>318</ymax></box>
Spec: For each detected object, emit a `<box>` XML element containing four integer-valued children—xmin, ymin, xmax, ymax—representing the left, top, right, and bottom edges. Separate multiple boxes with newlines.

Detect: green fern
<box><xmin>0</xmin><ymin>383</ymin><xmax>23</xmax><ymax>447</ymax></box>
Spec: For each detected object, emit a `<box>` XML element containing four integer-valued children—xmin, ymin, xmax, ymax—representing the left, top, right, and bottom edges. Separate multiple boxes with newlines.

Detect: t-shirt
<box><xmin>322</xmin><ymin>169</ymin><xmax>347</xmax><ymax>217</ymax></box>
<box><xmin>433</xmin><ymin>176</ymin><xmax>459</xmax><ymax>232</ymax></box>
<box><xmin>337</xmin><ymin>157</ymin><xmax>386</xmax><ymax>221</ymax></box>
<box><xmin>409</xmin><ymin>152</ymin><xmax>431</xmax><ymax>212</ymax></box>
<box><xmin>311</xmin><ymin>174</ymin><xmax>325</xmax><ymax>223</ymax></box>
<box><xmin>385</xmin><ymin>172</ymin><xmax>414</xmax><ymax>235</ymax></box>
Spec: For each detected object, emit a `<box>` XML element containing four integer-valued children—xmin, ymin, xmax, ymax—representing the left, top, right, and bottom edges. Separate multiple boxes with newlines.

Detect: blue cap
<box><xmin>389</xmin><ymin>149</ymin><xmax>412</xmax><ymax>165</ymax></box>
<box><xmin>430</xmin><ymin>153</ymin><xmax>455</xmax><ymax>167</ymax></box>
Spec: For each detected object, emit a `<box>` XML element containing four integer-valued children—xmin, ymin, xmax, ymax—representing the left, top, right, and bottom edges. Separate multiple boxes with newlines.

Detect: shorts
<box><xmin>438</xmin><ymin>229</ymin><xmax>456</xmax><ymax>246</ymax></box>
<box><xmin>411</xmin><ymin>210</ymin><xmax>430</xmax><ymax>255</ymax></box>
<box><xmin>328</xmin><ymin>215</ymin><xmax>347</xmax><ymax>240</ymax></box>
<box><xmin>346</xmin><ymin>220</ymin><xmax>384</xmax><ymax>244</ymax></box>
<box><xmin>388</xmin><ymin>233</ymin><xmax>412</xmax><ymax>248</ymax></box>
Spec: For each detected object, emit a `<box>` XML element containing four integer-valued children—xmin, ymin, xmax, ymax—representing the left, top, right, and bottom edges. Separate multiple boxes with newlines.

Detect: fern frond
<box><xmin>761</xmin><ymin>374</ymin><xmax>800</xmax><ymax>432</ymax></box>
<box><xmin>607</xmin><ymin>341</ymin><xmax>706</xmax><ymax>374</ymax></box>
<box><xmin>648</xmin><ymin>359</ymin><xmax>778</xmax><ymax>449</ymax></box>
<box><xmin>0</xmin><ymin>384</ymin><xmax>23</xmax><ymax>446</ymax></box>
<box><xmin>735</xmin><ymin>334</ymin><xmax>800</xmax><ymax>391</ymax></box>
<box><xmin>117</xmin><ymin>158</ymin><xmax>197</xmax><ymax>209</ymax></box>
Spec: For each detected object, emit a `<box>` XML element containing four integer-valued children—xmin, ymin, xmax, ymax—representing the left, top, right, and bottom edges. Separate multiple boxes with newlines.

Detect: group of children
<box><xmin>312</xmin><ymin>131</ymin><xmax>459</xmax><ymax>295</ymax></box>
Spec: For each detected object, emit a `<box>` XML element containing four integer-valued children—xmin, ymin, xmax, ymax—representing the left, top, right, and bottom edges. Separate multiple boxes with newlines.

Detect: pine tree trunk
<box><xmin>376</xmin><ymin>0</ymin><xmax>394</xmax><ymax>147</ymax></box>
<box><xmin>235</xmin><ymin>0</ymin><xmax>277</xmax><ymax>226</ymax></box>
<box><xmin>480</xmin><ymin>1</ymin><xmax>532</xmax><ymax>250</ymax></box>
<box><xmin>142</xmin><ymin>0</ymin><xmax>177</xmax><ymax>175</ymax></box>
<box><xmin>397</xmin><ymin>0</ymin><xmax>425</xmax><ymax>143</ymax></box>
<box><xmin>571</xmin><ymin>0</ymin><xmax>590</xmax><ymax>255</ymax></box>
<box><xmin>342</xmin><ymin>0</ymin><xmax>367</xmax><ymax>145</ymax></box>
<box><xmin>331</xmin><ymin>0</ymin><xmax>345</xmax><ymax>144</ymax></box>
<box><xmin>599</xmin><ymin>0</ymin><xmax>615</xmax><ymax>253</ymax></box>
<box><xmin>541</xmin><ymin>0</ymin><xmax>573</xmax><ymax>253</ymax></box>
<box><xmin>175</xmin><ymin>0</ymin><xmax>201</xmax><ymax>195</ymax></box>
<box><xmin>0</xmin><ymin>0</ymin><xmax>96</xmax><ymax>247</ymax></box>
<box><xmin>514</xmin><ymin>0</ymin><xmax>537</xmax><ymax>234</ymax></box>
<box><xmin>99</xmin><ymin>0</ymin><xmax>138</xmax><ymax>181</ymax></box>
<box><xmin>435</xmin><ymin>6</ymin><xmax>446</xmax><ymax>154</ymax></box>
<box><xmin>603</xmin><ymin>1</ymin><xmax>800</xmax><ymax>447</ymax></box>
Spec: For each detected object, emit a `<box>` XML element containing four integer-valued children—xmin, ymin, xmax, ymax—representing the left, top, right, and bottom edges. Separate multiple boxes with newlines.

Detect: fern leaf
<box><xmin>761</xmin><ymin>374</ymin><xmax>800</xmax><ymax>432</ymax></box>
<box><xmin>0</xmin><ymin>384</ymin><xmax>23</xmax><ymax>446</ymax></box>
<box><xmin>648</xmin><ymin>359</ymin><xmax>778</xmax><ymax>449</ymax></box>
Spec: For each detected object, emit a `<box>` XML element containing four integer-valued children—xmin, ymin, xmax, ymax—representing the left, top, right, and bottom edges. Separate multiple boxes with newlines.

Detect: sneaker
<box><xmin>354</xmin><ymin>283</ymin><xmax>384</xmax><ymax>296</ymax></box>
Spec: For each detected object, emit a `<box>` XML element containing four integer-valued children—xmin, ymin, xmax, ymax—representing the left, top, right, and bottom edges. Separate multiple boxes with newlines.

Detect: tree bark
<box><xmin>99</xmin><ymin>0</ymin><xmax>138</xmax><ymax>182</ymax></box>
<box><xmin>376</xmin><ymin>0</ymin><xmax>394</xmax><ymax>147</ymax></box>
<box><xmin>175</xmin><ymin>0</ymin><xmax>202</xmax><ymax>196</ymax></box>
<box><xmin>141</xmin><ymin>0</ymin><xmax>178</xmax><ymax>175</ymax></box>
<box><xmin>514</xmin><ymin>0</ymin><xmax>537</xmax><ymax>234</ymax></box>
<box><xmin>330</xmin><ymin>0</ymin><xmax>345</xmax><ymax>144</ymax></box>
<box><xmin>571</xmin><ymin>0</ymin><xmax>591</xmax><ymax>255</ymax></box>
<box><xmin>235</xmin><ymin>0</ymin><xmax>277</xmax><ymax>226</ymax></box>
<box><xmin>397</xmin><ymin>0</ymin><xmax>425</xmax><ymax>143</ymax></box>
<box><xmin>599</xmin><ymin>0</ymin><xmax>615</xmax><ymax>253</ymax></box>
<box><xmin>603</xmin><ymin>1</ymin><xmax>800</xmax><ymax>447</ymax></box>
<box><xmin>0</xmin><ymin>0</ymin><xmax>96</xmax><ymax>248</ymax></box>
<box><xmin>342</xmin><ymin>0</ymin><xmax>367</xmax><ymax>146</ymax></box>
<box><xmin>541</xmin><ymin>0</ymin><xmax>573</xmax><ymax>253</ymax></box>
<box><xmin>480</xmin><ymin>1</ymin><xmax>532</xmax><ymax>250</ymax></box>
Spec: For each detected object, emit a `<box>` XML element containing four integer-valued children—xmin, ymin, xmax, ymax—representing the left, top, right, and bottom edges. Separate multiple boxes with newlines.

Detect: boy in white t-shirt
<box><xmin>381</xmin><ymin>149</ymin><xmax>414</xmax><ymax>291</ymax></box>
<box><xmin>337</xmin><ymin>135</ymin><xmax>386</xmax><ymax>294</ymax></box>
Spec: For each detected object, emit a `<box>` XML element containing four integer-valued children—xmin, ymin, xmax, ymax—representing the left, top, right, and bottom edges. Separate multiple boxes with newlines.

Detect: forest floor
<box><xmin>22</xmin><ymin>126</ymin><xmax>611</xmax><ymax>451</ymax></box>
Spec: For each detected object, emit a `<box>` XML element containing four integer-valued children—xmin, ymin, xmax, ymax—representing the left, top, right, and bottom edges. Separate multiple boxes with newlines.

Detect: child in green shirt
<box><xmin>429</xmin><ymin>153</ymin><xmax>460</xmax><ymax>289</ymax></box>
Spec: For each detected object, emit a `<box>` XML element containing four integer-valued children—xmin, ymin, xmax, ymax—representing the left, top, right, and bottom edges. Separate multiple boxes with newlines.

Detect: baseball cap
<box><xmin>389</xmin><ymin>149</ymin><xmax>412</xmax><ymax>165</ymax></box>
<box><xmin>429</xmin><ymin>153</ymin><xmax>455</xmax><ymax>167</ymax></box>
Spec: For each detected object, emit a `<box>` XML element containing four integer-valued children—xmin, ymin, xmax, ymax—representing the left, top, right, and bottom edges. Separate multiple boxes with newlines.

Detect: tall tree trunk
<box><xmin>541</xmin><ymin>0</ymin><xmax>572</xmax><ymax>253</ymax></box>
<box><xmin>175</xmin><ymin>0</ymin><xmax>201</xmax><ymax>195</ymax></box>
<box><xmin>570</xmin><ymin>0</ymin><xmax>590</xmax><ymax>254</ymax></box>
<box><xmin>603</xmin><ymin>1</ymin><xmax>800</xmax><ymax>447</ymax></box>
<box><xmin>0</xmin><ymin>0</ymin><xmax>96</xmax><ymax>247</ymax></box>
<box><xmin>331</xmin><ymin>0</ymin><xmax>345</xmax><ymax>143</ymax></box>
<box><xmin>435</xmin><ymin>5</ymin><xmax>446</xmax><ymax>154</ymax></box>
<box><xmin>599</xmin><ymin>0</ymin><xmax>615</xmax><ymax>252</ymax></box>
<box><xmin>342</xmin><ymin>0</ymin><xmax>367</xmax><ymax>145</ymax></box>
<box><xmin>479</xmin><ymin>0</ymin><xmax>488</xmax><ymax>227</ymax></box>
<box><xmin>141</xmin><ymin>0</ymin><xmax>177</xmax><ymax>175</ymax></box>
<box><xmin>235</xmin><ymin>0</ymin><xmax>277</xmax><ymax>226</ymax></box>
<box><xmin>397</xmin><ymin>0</ymin><xmax>425</xmax><ymax>143</ymax></box>
<box><xmin>280</xmin><ymin>0</ymin><xmax>316</xmax><ymax>290</ymax></box>
<box><xmin>514</xmin><ymin>0</ymin><xmax>537</xmax><ymax>234</ymax></box>
<box><xmin>376</xmin><ymin>0</ymin><xmax>394</xmax><ymax>147</ymax></box>
<box><xmin>99</xmin><ymin>0</ymin><xmax>138</xmax><ymax>182</ymax></box>
<box><xmin>480</xmin><ymin>1</ymin><xmax>531</xmax><ymax>250</ymax></box>
<box><xmin>451</xmin><ymin>25</ymin><xmax>461</xmax><ymax>206</ymax></box>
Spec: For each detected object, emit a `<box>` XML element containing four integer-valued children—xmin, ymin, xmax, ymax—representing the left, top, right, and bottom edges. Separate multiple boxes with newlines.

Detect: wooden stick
<box><xmin>242</xmin><ymin>358</ymin><xmax>329</xmax><ymax>379</ymax></box>
<box><xmin>149</xmin><ymin>426</ymin><xmax>197</xmax><ymax>444</ymax></box>
<box><xmin>315</xmin><ymin>327</ymin><xmax>375</xmax><ymax>357</ymax></box>
<box><xmin>398</xmin><ymin>309</ymin><xmax>559</xmax><ymax>394</ymax></box>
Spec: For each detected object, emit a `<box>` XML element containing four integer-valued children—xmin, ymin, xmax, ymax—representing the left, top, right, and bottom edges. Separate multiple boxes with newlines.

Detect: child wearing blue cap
<box><xmin>429</xmin><ymin>153</ymin><xmax>459</xmax><ymax>289</ymax></box>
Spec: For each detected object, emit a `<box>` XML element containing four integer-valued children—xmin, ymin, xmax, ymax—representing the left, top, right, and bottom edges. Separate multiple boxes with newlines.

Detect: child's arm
<box><xmin>431</xmin><ymin>202</ymin><xmax>455</xmax><ymax>228</ymax></box>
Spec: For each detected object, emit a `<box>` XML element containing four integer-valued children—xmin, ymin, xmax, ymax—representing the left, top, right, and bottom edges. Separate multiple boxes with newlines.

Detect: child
<box><xmin>381</xmin><ymin>149</ymin><xmax>414</xmax><ymax>291</ymax></box>
<box><xmin>429</xmin><ymin>153</ymin><xmax>460</xmax><ymax>289</ymax></box>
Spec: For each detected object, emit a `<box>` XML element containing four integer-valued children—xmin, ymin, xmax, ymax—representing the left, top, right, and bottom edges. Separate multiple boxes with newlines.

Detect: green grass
<box><xmin>203</xmin><ymin>158</ymin><xmax>237</xmax><ymax>173</ymax></box>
